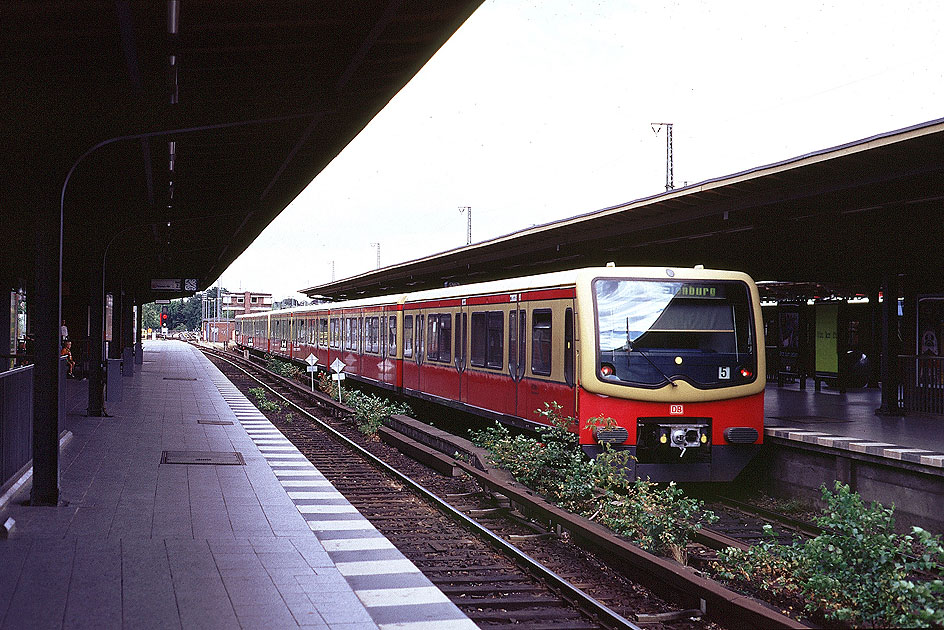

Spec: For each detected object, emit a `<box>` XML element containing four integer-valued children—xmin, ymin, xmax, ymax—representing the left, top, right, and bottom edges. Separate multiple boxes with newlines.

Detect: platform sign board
<box><xmin>815</xmin><ymin>304</ymin><xmax>839</xmax><ymax>374</ymax></box>
<box><xmin>330</xmin><ymin>358</ymin><xmax>346</xmax><ymax>400</ymax></box>
<box><xmin>306</xmin><ymin>353</ymin><xmax>319</xmax><ymax>391</ymax></box>
<box><xmin>183</xmin><ymin>279</ymin><xmax>198</xmax><ymax>292</ymax></box>
<box><xmin>151</xmin><ymin>279</ymin><xmax>182</xmax><ymax>291</ymax></box>
<box><xmin>155</xmin><ymin>299</ymin><xmax>171</xmax><ymax>304</ymax></box>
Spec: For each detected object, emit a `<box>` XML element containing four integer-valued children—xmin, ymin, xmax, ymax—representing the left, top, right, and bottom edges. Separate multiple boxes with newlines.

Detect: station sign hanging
<box><xmin>151</xmin><ymin>279</ymin><xmax>182</xmax><ymax>291</ymax></box>
<box><xmin>150</xmin><ymin>278</ymin><xmax>200</xmax><ymax>292</ymax></box>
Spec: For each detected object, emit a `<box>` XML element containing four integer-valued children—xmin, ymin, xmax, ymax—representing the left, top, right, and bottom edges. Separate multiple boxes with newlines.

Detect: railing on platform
<box><xmin>0</xmin><ymin>365</ymin><xmax>33</xmax><ymax>490</ymax></box>
<box><xmin>899</xmin><ymin>355</ymin><xmax>944</xmax><ymax>415</ymax></box>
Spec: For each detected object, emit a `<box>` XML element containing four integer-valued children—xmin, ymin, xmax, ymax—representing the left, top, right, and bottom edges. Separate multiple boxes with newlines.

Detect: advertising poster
<box><xmin>815</xmin><ymin>304</ymin><xmax>839</xmax><ymax>373</ymax></box>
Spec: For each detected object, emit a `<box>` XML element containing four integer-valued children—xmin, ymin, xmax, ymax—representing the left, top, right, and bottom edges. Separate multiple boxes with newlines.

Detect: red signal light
<box><xmin>740</xmin><ymin>367</ymin><xmax>752</xmax><ymax>378</ymax></box>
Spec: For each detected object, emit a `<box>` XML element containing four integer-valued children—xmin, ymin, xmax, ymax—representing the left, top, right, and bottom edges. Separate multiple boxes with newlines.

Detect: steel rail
<box><xmin>205</xmin><ymin>348</ymin><xmax>641</xmax><ymax>630</ymax></box>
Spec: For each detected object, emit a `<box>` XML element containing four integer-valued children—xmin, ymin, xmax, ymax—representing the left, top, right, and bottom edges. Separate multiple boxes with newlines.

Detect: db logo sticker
<box><xmin>670</xmin><ymin>404</ymin><xmax>684</xmax><ymax>415</ymax></box>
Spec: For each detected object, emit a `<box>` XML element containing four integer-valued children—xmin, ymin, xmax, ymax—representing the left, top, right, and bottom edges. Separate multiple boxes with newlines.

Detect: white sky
<box><xmin>219</xmin><ymin>0</ymin><xmax>944</xmax><ymax>301</ymax></box>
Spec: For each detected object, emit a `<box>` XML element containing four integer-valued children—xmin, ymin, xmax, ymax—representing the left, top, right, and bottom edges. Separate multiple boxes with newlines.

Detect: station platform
<box><xmin>764</xmin><ymin>384</ymin><xmax>944</xmax><ymax>470</ymax></box>
<box><xmin>0</xmin><ymin>341</ymin><xmax>474</xmax><ymax>630</ymax></box>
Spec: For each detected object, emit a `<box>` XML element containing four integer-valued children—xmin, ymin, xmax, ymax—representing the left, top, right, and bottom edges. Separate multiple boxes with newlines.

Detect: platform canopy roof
<box><xmin>303</xmin><ymin>117</ymin><xmax>944</xmax><ymax>301</ymax></box>
<box><xmin>0</xmin><ymin>1</ymin><xmax>483</xmax><ymax>302</ymax></box>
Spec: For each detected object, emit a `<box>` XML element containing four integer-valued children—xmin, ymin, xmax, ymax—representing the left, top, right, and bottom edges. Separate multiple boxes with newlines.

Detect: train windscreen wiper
<box><xmin>627</xmin><ymin>341</ymin><xmax>678</xmax><ymax>387</ymax></box>
<box><xmin>626</xmin><ymin>317</ymin><xmax>678</xmax><ymax>388</ymax></box>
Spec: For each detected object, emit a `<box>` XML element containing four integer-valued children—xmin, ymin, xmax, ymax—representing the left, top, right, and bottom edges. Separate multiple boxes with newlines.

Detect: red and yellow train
<box><xmin>236</xmin><ymin>266</ymin><xmax>765</xmax><ymax>481</ymax></box>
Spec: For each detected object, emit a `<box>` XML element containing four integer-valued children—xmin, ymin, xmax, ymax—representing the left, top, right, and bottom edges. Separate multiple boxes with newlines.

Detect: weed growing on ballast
<box><xmin>714</xmin><ymin>482</ymin><xmax>944</xmax><ymax>628</ymax></box>
<box><xmin>265</xmin><ymin>355</ymin><xmax>301</xmax><ymax>380</ymax></box>
<box><xmin>248</xmin><ymin>386</ymin><xmax>282</xmax><ymax>414</ymax></box>
<box><xmin>471</xmin><ymin>401</ymin><xmax>716</xmax><ymax>563</ymax></box>
<box><xmin>316</xmin><ymin>373</ymin><xmax>411</xmax><ymax>435</ymax></box>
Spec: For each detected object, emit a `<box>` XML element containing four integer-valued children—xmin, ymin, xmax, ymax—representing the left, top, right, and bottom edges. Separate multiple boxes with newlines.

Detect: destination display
<box><xmin>151</xmin><ymin>279</ymin><xmax>182</xmax><ymax>291</ymax></box>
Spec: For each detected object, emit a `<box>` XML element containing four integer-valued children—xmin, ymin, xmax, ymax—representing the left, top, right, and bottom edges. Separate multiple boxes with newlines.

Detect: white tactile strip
<box><xmin>203</xmin><ymin>362</ymin><xmax>476</xmax><ymax>630</ymax></box>
<box><xmin>765</xmin><ymin>426</ymin><xmax>944</xmax><ymax>468</ymax></box>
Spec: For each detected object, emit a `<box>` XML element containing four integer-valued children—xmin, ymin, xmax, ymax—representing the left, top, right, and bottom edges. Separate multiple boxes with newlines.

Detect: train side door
<box><xmin>415</xmin><ymin>312</ymin><xmax>425</xmax><ymax>392</ymax></box>
<box><xmin>455</xmin><ymin>303</ymin><xmax>468</xmax><ymax>402</ymax></box>
<box><xmin>522</xmin><ymin>300</ymin><xmax>578</xmax><ymax>423</ymax></box>
<box><xmin>509</xmin><ymin>301</ymin><xmax>528</xmax><ymax>417</ymax></box>
<box><xmin>401</xmin><ymin>310</ymin><xmax>421</xmax><ymax>393</ymax></box>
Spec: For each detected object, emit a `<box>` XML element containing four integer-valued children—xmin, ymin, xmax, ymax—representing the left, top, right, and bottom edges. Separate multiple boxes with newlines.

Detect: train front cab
<box><xmin>574</xmin><ymin>268</ymin><xmax>766</xmax><ymax>482</ymax></box>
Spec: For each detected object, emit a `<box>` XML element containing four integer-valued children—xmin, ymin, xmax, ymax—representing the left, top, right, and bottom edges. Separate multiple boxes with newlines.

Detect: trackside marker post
<box><xmin>331</xmin><ymin>358</ymin><xmax>346</xmax><ymax>402</ymax></box>
<box><xmin>305</xmin><ymin>353</ymin><xmax>318</xmax><ymax>392</ymax></box>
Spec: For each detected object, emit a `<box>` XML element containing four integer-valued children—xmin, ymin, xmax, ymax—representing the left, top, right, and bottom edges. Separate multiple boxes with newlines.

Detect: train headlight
<box><xmin>739</xmin><ymin>367</ymin><xmax>753</xmax><ymax>378</ymax></box>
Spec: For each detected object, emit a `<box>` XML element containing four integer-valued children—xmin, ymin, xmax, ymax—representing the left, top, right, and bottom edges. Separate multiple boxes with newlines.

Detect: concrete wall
<box><xmin>746</xmin><ymin>439</ymin><xmax>944</xmax><ymax>534</ymax></box>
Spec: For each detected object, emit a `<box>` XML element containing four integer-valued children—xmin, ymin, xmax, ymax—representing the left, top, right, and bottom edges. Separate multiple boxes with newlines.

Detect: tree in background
<box><xmin>141</xmin><ymin>289</ymin><xmax>220</xmax><ymax>332</ymax></box>
<box><xmin>142</xmin><ymin>303</ymin><xmax>159</xmax><ymax>330</ymax></box>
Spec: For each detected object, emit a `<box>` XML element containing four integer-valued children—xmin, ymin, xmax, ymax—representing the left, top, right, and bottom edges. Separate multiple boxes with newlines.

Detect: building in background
<box><xmin>202</xmin><ymin>290</ymin><xmax>272</xmax><ymax>342</ymax></box>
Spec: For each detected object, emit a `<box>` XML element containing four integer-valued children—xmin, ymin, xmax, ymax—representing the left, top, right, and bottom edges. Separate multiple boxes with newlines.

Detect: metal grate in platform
<box><xmin>163</xmin><ymin>377</ymin><xmax>198</xmax><ymax>381</ymax></box>
<box><xmin>161</xmin><ymin>451</ymin><xmax>245</xmax><ymax>465</ymax></box>
<box><xmin>196</xmin><ymin>419</ymin><xmax>234</xmax><ymax>426</ymax></box>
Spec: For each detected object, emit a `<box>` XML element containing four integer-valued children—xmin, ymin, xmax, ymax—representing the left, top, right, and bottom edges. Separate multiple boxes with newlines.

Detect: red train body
<box><xmin>236</xmin><ymin>266</ymin><xmax>765</xmax><ymax>481</ymax></box>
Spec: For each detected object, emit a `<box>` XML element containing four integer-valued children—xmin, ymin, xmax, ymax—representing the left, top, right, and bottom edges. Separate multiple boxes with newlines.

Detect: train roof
<box><xmin>240</xmin><ymin>265</ymin><xmax>754</xmax><ymax>319</ymax></box>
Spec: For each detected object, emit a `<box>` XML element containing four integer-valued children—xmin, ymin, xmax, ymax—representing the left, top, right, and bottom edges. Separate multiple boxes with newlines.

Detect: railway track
<box><xmin>201</xmin><ymin>345</ymin><xmax>808</xmax><ymax>629</ymax></box>
<box><xmin>205</xmin><ymin>350</ymin><xmax>653</xmax><ymax>630</ymax></box>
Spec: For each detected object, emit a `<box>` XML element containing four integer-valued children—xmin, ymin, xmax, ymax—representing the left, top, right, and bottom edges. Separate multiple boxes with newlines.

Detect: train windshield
<box><xmin>593</xmin><ymin>278</ymin><xmax>756</xmax><ymax>388</ymax></box>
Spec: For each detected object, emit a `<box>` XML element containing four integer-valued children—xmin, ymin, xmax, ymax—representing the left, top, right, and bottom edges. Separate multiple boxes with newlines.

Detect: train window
<box><xmin>439</xmin><ymin>314</ymin><xmax>452</xmax><ymax>362</ymax></box>
<box><xmin>427</xmin><ymin>316</ymin><xmax>438</xmax><ymax>359</ymax></box>
<box><xmin>388</xmin><ymin>315</ymin><xmax>397</xmax><ymax>355</ymax></box>
<box><xmin>486</xmin><ymin>311</ymin><xmax>503</xmax><ymax>369</ymax></box>
<box><xmin>366</xmin><ymin>317</ymin><xmax>380</xmax><ymax>354</ymax></box>
<box><xmin>462</xmin><ymin>313</ymin><xmax>467</xmax><ymax>365</ymax></box>
<box><xmin>440</xmin><ymin>315</ymin><xmax>451</xmax><ymax>362</ymax></box>
<box><xmin>417</xmin><ymin>315</ymin><xmax>425</xmax><ymax>358</ymax></box>
<box><xmin>518</xmin><ymin>312</ymin><xmax>526</xmax><ymax>374</ymax></box>
<box><xmin>470</xmin><ymin>313</ymin><xmax>486</xmax><ymax>367</ymax></box>
<box><xmin>509</xmin><ymin>310</ymin><xmax>518</xmax><ymax>372</ymax></box>
<box><xmin>454</xmin><ymin>313</ymin><xmax>466</xmax><ymax>367</ymax></box>
<box><xmin>320</xmin><ymin>318</ymin><xmax>329</xmax><ymax>347</ymax></box>
<box><xmin>425</xmin><ymin>314</ymin><xmax>451</xmax><ymax>362</ymax></box>
<box><xmin>472</xmin><ymin>311</ymin><xmax>504</xmax><ymax>368</ymax></box>
<box><xmin>532</xmin><ymin>309</ymin><xmax>552</xmax><ymax>376</ymax></box>
<box><xmin>330</xmin><ymin>317</ymin><xmax>340</xmax><ymax>349</ymax></box>
<box><xmin>380</xmin><ymin>316</ymin><xmax>387</xmax><ymax>356</ymax></box>
<box><xmin>403</xmin><ymin>315</ymin><xmax>413</xmax><ymax>357</ymax></box>
<box><xmin>564</xmin><ymin>308</ymin><xmax>575</xmax><ymax>387</ymax></box>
